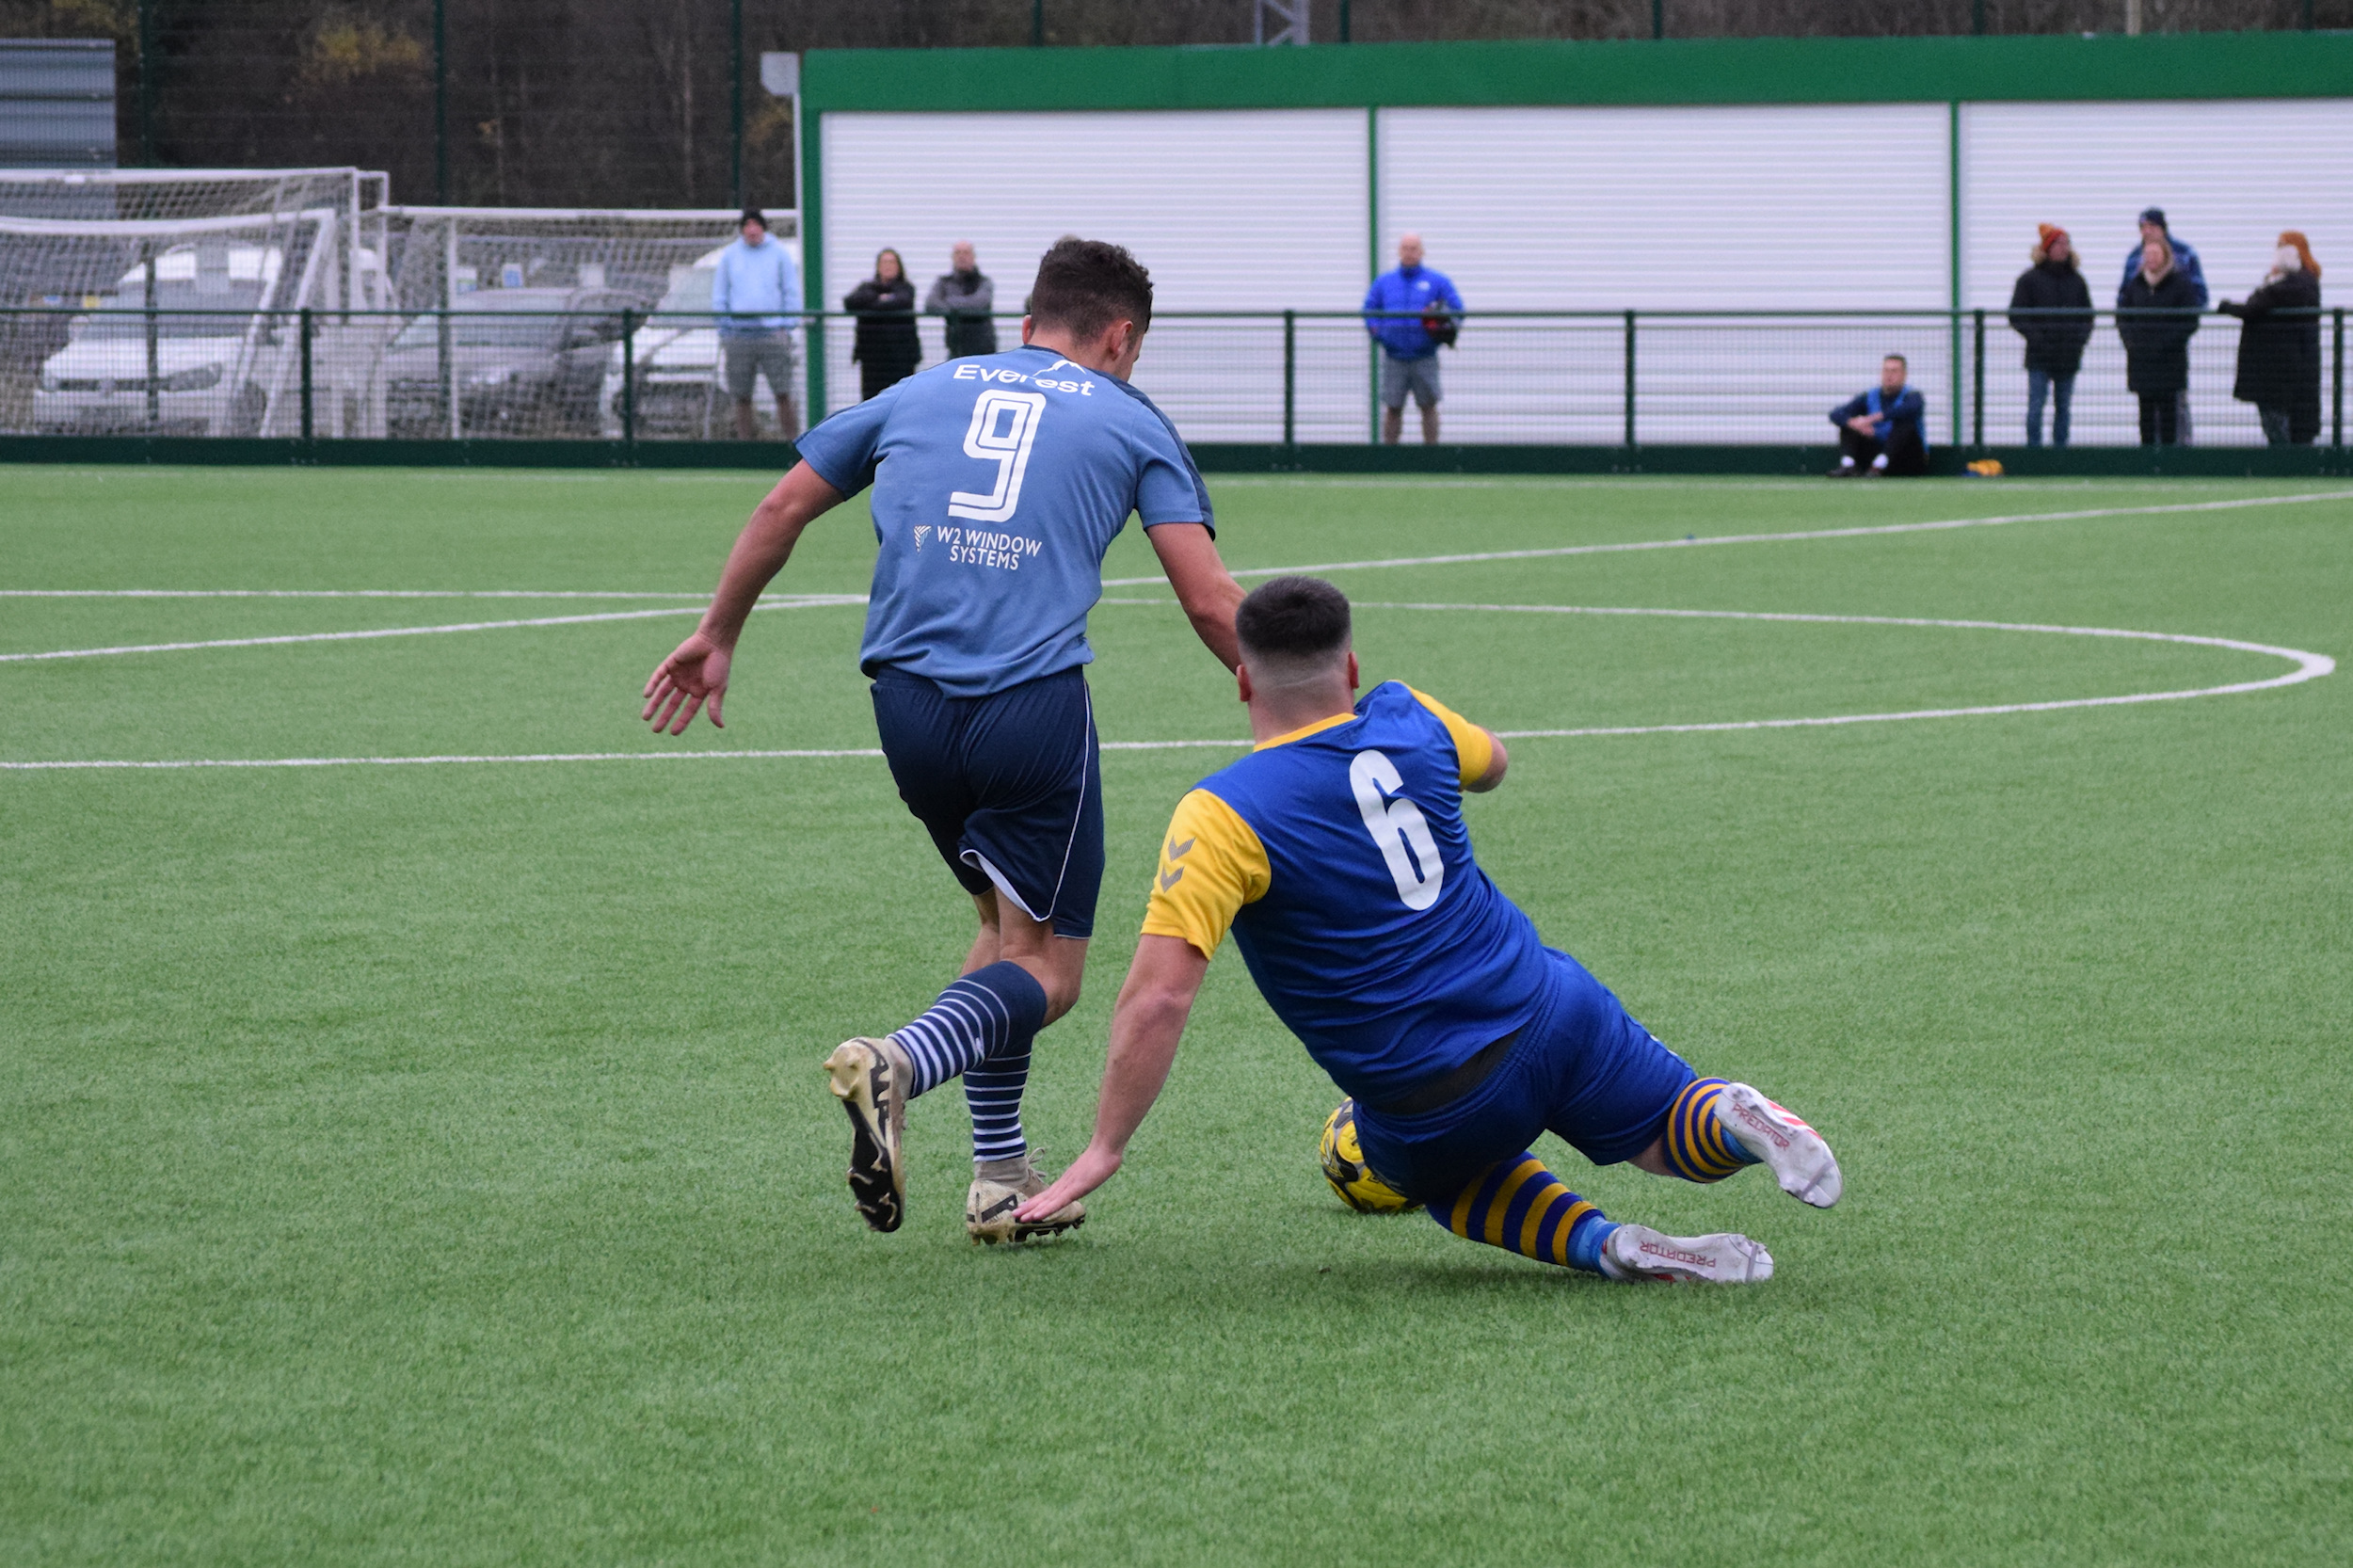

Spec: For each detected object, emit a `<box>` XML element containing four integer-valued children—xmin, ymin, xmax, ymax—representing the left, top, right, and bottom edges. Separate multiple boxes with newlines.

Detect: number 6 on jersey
<box><xmin>948</xmin><ymin>389</ymin><xmax>1047</xmax><ymax>523</ymax></box>
<box><xmin>1350</xmin><ymin>749</ymin><xmax>1444</xmax><ymax>909</ymax></box>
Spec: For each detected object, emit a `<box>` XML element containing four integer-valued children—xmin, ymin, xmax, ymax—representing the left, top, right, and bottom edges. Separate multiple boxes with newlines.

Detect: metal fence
<box><xmin>4</xmin><ymin>305</ymin><xmax>2344</xmax><ymax>447</ymax></box>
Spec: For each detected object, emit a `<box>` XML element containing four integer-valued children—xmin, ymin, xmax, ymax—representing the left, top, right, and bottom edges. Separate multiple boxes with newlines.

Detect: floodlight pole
<box><xmin>432</xmin><ymin>0</ymin><xmax>447</xmax><ymax>202</ymax></box>
<box><xmin>1653</xmin><ymin>2</ymin><xmax>1664</xmax><ymax>41</ymax></box>
<box><xmin>1339</xmin><ymin>1</ymin><xmax>1352</xmax><ymax>42</ymax></box>
<box><xmin>1032</xmin><ymin>0</ymin><xmax>1044</xmax><ymax>46</ymax></box>
<box><xmin>729</xmin><ymin>0</ymin><xmax>744</xmax><ymax>206</ymax></box>
<box><xmin>136</xmin><ymin>0</ymin><xmax>155</xmax><ymax>166</ymax></box>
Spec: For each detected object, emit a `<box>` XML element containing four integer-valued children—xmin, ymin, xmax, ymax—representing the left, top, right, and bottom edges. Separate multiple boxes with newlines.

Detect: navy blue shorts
<box><xmin>1351</xmin><ymin>949</ymin><xmax>1698</xmax><ymax>1203</ymax></box>
<box><xmin>869</xmin><ymin>664</ymin><xmax>1104</xmax><ymax>939</ymax></box>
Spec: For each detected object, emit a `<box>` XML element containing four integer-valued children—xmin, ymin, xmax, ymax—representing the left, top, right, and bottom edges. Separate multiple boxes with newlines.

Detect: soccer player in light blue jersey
<box><xmin>642</xmin><ymin>240</ymin><xmax>1246</xmax><ymax>1242</ymax></box>
<box><xmin>1020</xmin><ymin>578</ymin><xmax>1842</xmax><ymax>1284</ymax></box>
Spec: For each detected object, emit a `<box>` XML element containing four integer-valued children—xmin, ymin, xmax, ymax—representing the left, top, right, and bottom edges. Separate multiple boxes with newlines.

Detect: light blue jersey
<box><xmin>793</xmin><ymin>344</ymin><xmax>1212</xmax><ymax>698</ymax></box>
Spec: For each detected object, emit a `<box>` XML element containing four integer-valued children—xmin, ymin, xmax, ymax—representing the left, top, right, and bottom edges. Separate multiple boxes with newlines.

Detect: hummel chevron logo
<box><xmin>912</xmin><ymin>525</ymin><xmax>931</xmax><ymax>551</ymax></box>
<box><xmin>1159</xmin><ymin>836</ymin><xmax>1193</xmax><ymax>892</ymax></box>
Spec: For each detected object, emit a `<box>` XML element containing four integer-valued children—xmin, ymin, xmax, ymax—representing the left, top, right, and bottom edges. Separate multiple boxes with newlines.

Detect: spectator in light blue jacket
<box><xmin>1362</xmin><ymin>233</ymin><xmax>1463</xmax><ymax>445</ymax></box>
<box><xmin>712</xmin><ymin>209</ymin><xmax>802</xmax><ymax>440</ymax></box>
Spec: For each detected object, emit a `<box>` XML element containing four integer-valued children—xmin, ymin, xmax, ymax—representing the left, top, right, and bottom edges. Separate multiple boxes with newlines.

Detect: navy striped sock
<box><xmin>888</xmin><ymin>961</ymin><xmax>1048</xmax><ymax>1099</ymax></box>
<box><xmin>963</xmin><ymin>1046</ymin><xmax>1032</xmax><ymax>1163</ymax></box>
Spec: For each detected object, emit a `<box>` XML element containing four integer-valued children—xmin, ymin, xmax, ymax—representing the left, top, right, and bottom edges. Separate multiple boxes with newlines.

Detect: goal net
<box><xmin>0</xmin><ymin>168</ymin><xmax>392</xmax><ymax>437</ymax></box>
<box><xmin>377</xmin><ymin>208</ymin><xmax>797</xmax><ymax>439</ymax></box>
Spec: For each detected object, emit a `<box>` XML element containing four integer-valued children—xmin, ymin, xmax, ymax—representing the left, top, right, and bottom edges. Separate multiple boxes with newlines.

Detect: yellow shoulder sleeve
<box><xmin>1408</xmin><ymin>687</ymin><xmax>1495</xmax><ymax>789</ymax></box>
<box><xmin>1140</xmin><ymin>789</ymin><xmax>1271</xmax><ymax>961</ymax></box>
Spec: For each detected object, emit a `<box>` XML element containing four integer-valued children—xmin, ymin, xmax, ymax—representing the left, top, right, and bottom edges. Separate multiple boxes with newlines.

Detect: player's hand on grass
<box><xmin>1016</xmin><ymin>1142</ymin><xmax>1123</xmax><ymax>1224</ymax></box>
<box><xmin>642</xmin><ymin>632</ymin><xmax>732</xmax><ymax>733</ymax></box>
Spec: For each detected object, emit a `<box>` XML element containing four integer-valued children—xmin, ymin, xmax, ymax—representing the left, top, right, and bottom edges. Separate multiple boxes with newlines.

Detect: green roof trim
<box><xmin>802</xmin><ymin>32</ymin><xmax>2353</xmax><ymax>114</ymax></box>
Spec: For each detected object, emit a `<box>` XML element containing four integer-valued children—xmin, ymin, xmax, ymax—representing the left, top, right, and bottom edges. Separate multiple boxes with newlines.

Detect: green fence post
<box><xmin>142</xmin><ymin>249</ymin><xmax>158</xmax><ymax>426</ymax></box>
<box><xmin>1972</xmin><ymin>309</ymin><xmax>1985</xmax><ymax>449</ymax></box>
<box><xmin>1623</xmin><ymin>310</ymin><xmax>1637</xmax><ymax>448</ymax></box>
<box><xmin>1282</xmin><ymin>310</ymin><xmax>1296</xmax><ymax>449</ymax></box>
<box><xmin>621</xmin><ymin>308</ymin><xmax>636</xmax><ymax>448</ymax></box>
<box><xmin>1652</xmin><ymin>1</ymin><xmax>1663</xmax><ymax>40</ymax></box>
<box><xmin>298</xmin><ymin>309</ymin><xmax>313</xmax><ymax>441</ymax></box>
<box><xmin>2334</xmin><ymin>308</ymin><xmax>2344</xmax><ymax>448</ymax></box>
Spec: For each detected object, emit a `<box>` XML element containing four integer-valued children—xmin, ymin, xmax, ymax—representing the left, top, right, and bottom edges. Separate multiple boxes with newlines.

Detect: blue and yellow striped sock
<box><xmin>1427</xmin><ymin>1154</ymin><xmax>1617</xmax><ymax>1275</ymax></box>
<box><xmin>1660</xmin><ymin>1077</ymin><xmax>1761</xmax><ymax>1183</ymax></box>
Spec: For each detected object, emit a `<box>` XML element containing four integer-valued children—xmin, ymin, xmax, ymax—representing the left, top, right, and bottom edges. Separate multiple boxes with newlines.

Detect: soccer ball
<box><xmin>1319</xmin><ymin>1098</ymin><xmax>1413</xmax><ymax>1214</ymax></box>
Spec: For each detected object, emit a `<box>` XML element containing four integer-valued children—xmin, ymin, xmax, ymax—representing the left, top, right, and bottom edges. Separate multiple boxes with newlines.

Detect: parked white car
<box><xmin>598</xmin><ymin>245</ymin><xmax>800</xmax><ymax>439</ymax></box>
<box><xmin>34</xmin><ymin>241</ymin><xmax>288</xmax><ymax>437</ymax></box>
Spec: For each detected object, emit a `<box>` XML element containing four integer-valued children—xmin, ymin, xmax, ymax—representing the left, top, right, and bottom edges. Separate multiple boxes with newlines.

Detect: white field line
<box><xmin>0</xmin><ymin>605</ymin><xmax>2328</xmax><ymax>772</ymax></box>
<box><xmin>1103</xmin><ymin>487</ymin><xmax>2353</xmax><ymax>586</ymax></box>
<box><xmin>0</xmin><ymin>596</ymin><xmax>866</xmax><ymax>664</ymax></box>
<box><xmin>0</xmin><ymin>588</ymin><xmax>716</xmax><ymax>600</ymax></box>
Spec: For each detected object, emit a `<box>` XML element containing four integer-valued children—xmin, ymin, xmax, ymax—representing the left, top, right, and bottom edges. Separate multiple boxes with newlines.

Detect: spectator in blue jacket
<box><xmin>1827</xmin><ymin>355</ymin><xmax>1928</xmax><ymax>477</ymax></box>
<box><xmin>1362</xmin><ymin>233</ymin><xmax>1463</xmax><ymax>445</ymax></box>
<box><xmin>712</xmin><ymin>209</ymin><xmax>802</xmax><ymax>440</ymax></box>
<box><xmin>2118</xmin><ymin>208</ymin><xmax>2207</xmax><ymax>308</ymax></box>
<box><xmin>2120</xmin><ymin>207</ymin><xmax>2205</xmax><ymax>445</ymax></box>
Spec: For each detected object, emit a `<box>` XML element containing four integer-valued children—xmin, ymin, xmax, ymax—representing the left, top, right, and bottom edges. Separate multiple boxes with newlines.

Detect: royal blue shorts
<box><xmin>1351</xmin><ymin>948</ymin><xmax>1698</xmax><ymax>1203</ymax></box>
<box><xmin>870</xmin><ymin>664</ymin><xmax>1104</xmax><ymax>939</ymax></box>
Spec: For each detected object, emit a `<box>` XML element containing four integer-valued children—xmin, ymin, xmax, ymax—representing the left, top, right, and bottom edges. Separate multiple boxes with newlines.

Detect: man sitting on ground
<box><xmin>1016</xmin><ymin>577</ymin><xmax>1842</xmax><ymax>1285</ymax></box>
<box><xmin>1828</xmin><ymin>354</ymin><xmax>1928</xmax><ymax>477</ymax></box>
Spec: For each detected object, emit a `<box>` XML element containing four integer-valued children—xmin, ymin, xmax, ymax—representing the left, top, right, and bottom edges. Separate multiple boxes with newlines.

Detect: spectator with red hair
<box><xmin>2219</xmin><ymin>232</ymin><xmax>2324</xmax><ymax>445</ymax></box>
<box><xmin>2008</xmin><ymin>224</ymin><xmax>2094</xmax><ymax>448</ymax></box>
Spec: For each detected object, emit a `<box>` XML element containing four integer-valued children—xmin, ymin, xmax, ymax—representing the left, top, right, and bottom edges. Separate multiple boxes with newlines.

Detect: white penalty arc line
<box><xmin>1102</xmin><ymin>487</ymin><xmax>2353</xmax><ymax>586</ymax></box>
<box><xmin>0</xmin><ymin>605</ymin><xmax>2329</xmax><ymax>772</ymax></box>
<box><xmin>0</xmin><ymin>595</ymin><xmax>868</xmax><ymax>664</ymax></box>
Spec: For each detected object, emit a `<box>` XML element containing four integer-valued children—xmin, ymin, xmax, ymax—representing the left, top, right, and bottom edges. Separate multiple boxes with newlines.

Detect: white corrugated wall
<box><xmin>1376</xmin><ymin>104</ymin><xmax>1952</xmax><ymax>442</ymax></box>
<box><xmin>1962</xmin><ymin>99</ymin><xmax>2353</xmax><ymax>447</ymax></box>
<box><xmin>819</xmin><ymin>109</ymin><xmax>1367</xmax><ymax>435</ymax></box>
<box><xmin>815</xmin><ymin>97</ymin><xmax>2348</xmax><ymax>445</ymax></box>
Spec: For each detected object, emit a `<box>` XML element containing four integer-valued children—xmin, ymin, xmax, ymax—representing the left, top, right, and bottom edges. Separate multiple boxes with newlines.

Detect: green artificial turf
<box><xmin>2</xmin><ymin>466</ymin><xmax>2348</xmax><ymax>1566</ymax></box>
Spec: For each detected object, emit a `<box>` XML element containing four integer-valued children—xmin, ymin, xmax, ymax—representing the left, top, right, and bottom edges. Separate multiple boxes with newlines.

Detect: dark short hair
<box><xmin>2139</xmin><ymin>206</ymin><xmax>2167</xmax><ymax>230</ymax></box>
<box><xmin>1028</xmin><ymin>237</ymin><xmax>1153</xmax><ymax>341</ymax></box>
<box><xmin>739</xmin><ymin>208</ymin><xmax>766</xmax><ymax>230</ymax></box>
<box><xmin>1883</xmin><ymin>353</ymin><xmax>1908</xmax><ymax>367</ymax></box>
<box><xmin>1237</xmin><ymin>576</ymin><xmax>1352</xmax><ymax>666</ymax></box>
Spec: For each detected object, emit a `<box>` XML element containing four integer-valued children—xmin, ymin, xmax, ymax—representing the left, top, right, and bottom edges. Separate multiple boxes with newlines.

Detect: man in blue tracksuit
<box><xmin>1827</xmin><ymin>354</ymin><xmax>1929</xmax><ymax>477</ymax></box>
<box><xmin>1362</xmin><ymin>233</ymin><xmax>1464</xmax><ymax>446</ymax></box>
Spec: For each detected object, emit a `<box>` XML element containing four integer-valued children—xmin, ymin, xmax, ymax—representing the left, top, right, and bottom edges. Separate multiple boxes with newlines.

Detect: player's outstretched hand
<box><xmin>642</xmin><ymin>632</ymin><xmax>732</xmax><ymax>734</ymax></box>
<box><xmin>1016</xmin><ymin>1143</ymin><xmax>1122</xmax><ymax>1224</ymax></box>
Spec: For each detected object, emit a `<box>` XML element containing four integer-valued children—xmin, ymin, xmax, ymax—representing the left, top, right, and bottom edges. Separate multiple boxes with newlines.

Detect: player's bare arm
<box><xmin>1148</xmin><ymin>521</ymin><xmax>1245</xmax><ymax>672</ymax></box>
<box><xmin>1015</xmin><ymin>934</ymin><xmax>1209</xmax><ymax>1221</ymax></box>
<box><xmin>641</xmin><ymin>460</ymin><xmax>845</xmax><ymax>734</ymax></box>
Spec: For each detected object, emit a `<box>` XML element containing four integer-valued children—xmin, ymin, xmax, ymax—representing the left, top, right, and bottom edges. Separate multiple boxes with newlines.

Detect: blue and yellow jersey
<box><xmin>1142</xmin><ymin>680</ymin><xmax>1552</xmax><ymax>1103</ymax></box>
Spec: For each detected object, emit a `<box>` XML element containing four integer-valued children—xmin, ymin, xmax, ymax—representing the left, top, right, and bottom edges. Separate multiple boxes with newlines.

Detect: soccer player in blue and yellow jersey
<box><xmin>641</xmin><ymin>240</ymin><xmax>1246</xmax><ymax>1243</ymax></box>
<box><xmin>1019</xmin><ymin>577</ymin><xmax>1842</xmax><ymax>1284</ymax></box>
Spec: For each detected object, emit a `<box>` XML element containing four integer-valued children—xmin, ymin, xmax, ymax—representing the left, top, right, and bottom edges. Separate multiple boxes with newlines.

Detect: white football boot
<box><xmin>1716</xmin><ymin>1082</ymin><xmax>1842</xmax><ymax>1208</ymax></box>
<box><xmin>824</xmin><ymin>1036</ymin><xmax>911</xmax><ymax>1233</ymax></box>
<box><xmin>1601</xmin><ymin>1224</ymin><xmax>1774</xmax><ymax>1285</ymax></box>
<box><xmin>966</xmin><ymin>1152</ymin><xmax>1085</xmax><ymax>1245</ymax></box>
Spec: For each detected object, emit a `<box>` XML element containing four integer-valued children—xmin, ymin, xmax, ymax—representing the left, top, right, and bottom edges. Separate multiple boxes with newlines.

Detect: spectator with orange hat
<box><xmin>2007</xmin><ymin>224</ymin><xmax>2094</xmax><ymax>448</ymax></box>
<box><xmin>2219</xmin><ymin>232</ymin><xmax>2323</xmax><ymax>445</ymax></box>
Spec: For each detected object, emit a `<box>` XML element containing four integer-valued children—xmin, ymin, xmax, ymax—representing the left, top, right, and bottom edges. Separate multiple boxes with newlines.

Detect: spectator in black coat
<box><xmin>2218</xmin><ymin>230</ymin><xmax>2323</xmax><ymax>445</ymax></box>
<box><xmin>844</xmin><ymin>248</ymin><xmax>920</xmax><ymax>400</ymax></box>
<box><xmin>2117</xmin><ymin>236</ymin><xmax>2201</xmax><ymax>446</ymax></box>
<box><xmin>2007</xmin><ymin>224</ymin><xmax>2094</xmax><ymax>448</ymax></box>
